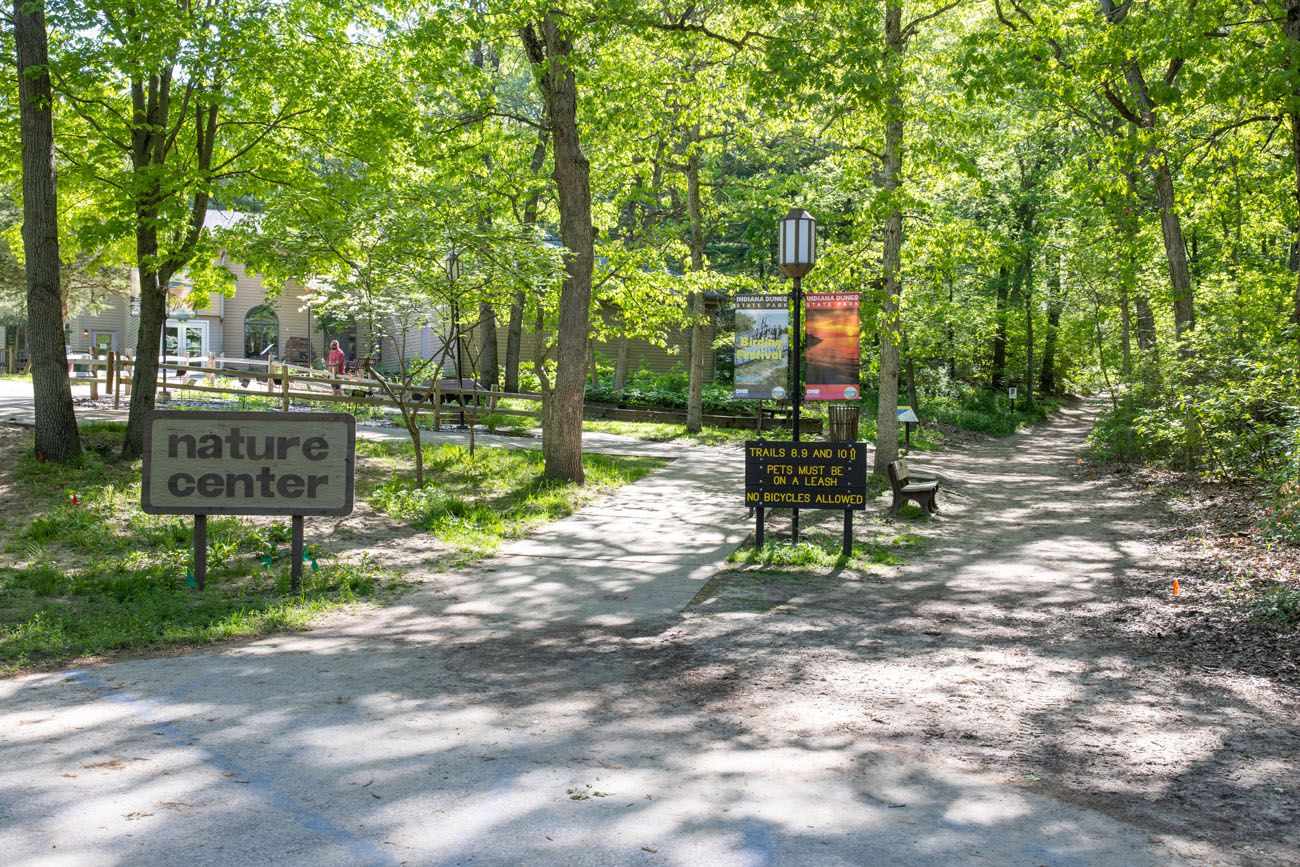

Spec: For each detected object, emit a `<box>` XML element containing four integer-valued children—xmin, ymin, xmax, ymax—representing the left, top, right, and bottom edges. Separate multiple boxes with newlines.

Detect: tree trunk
<box><xmin>15</xmin><ymin>0</ymin><xmax>80</xmax><ymax>463</ymax></box>
<box><xmin>1287</xmin><ymin>0</ymin><xmax>1300</xmax><ymax>342</ymax></box>
<box><xmin>946</xmin><ymin>280</ymin><xmax>956</xmax><ymax>381</ymax></box>
<box><xmin>873</xmin><ymin>1</ymin><xmax>905</xmax><ymax>477</ymax></box>
<box><xmin>613</xmin><ymin>324</ymin><xmax>630</xmax><ymax>391</ymax></box>
<box><xmin>504</xmin><ymin>290</ymin><xmax>524</xmax><ymax>392</ymax></box>
<box><xmin>1135</xmin><ymin>295</ymin><xmax>1156</xmax><ymax>352</ymax></box>
<box><xmin>1152</xmin><ymin>157</ymin><xmax>1194</xmax><ymax>348</ymax></box>
<box><xmin>1040</xmin><ymin>254</ymin><xmax>1061</xmax><ymax>394</ymax></box>
<box><xmin>685</xmin><ymin>144</ymin><xmax>706</xmax><ymax>433</ymax></box>
<box><xmin>505</xmin><ymin>132</ymin><xmax>548</xmax><ymax>392</ymax></box>
<box><xmin>478</xmin><ymin>301</ymin><xmax>498</xmax><ymax>388</ymax></box>
<box><xmin>1023</xmin><ymin>255</ymin><xmax>1035</xmax><ymax>408</ymax></box>
<box><xmin>902</xmin><ymin>331</ymin><xmax>919</xmax><ymax>412</ymax></box>
<box><xmin>522</xmin><ymin>16</ymin><xmax>593</xmax><ymax>483</ymax></box>
<box><xmin>991</xmin><ymin>266</ymin><xmax>1009</xmax><ymax>389</ymax></box>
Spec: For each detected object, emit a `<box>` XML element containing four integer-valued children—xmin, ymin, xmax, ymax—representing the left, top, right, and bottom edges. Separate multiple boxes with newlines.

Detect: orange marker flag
<box><xmin>1172</xmin><ymin>579</ymin><xmax>1181</xmax><ymax>597</ymax></box>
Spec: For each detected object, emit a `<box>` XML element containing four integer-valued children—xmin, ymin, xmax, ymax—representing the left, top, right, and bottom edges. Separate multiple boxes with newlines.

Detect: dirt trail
<box><xmin>687</xmin><ymin>398</ymin><xmax>1299</xmax><ymax>864</ymax></box>
<box><xmin>0</xmin><ymin>399</ymin><xmax>1294</xmax><ymax>865</ymax></box>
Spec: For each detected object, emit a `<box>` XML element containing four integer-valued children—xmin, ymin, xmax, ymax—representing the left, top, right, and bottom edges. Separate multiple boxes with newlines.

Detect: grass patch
<box><xmin>727</xmin><ymin>524</ymin><xmax>922</xmax><ymax>571</ymax></box>
<box><xmin>0</xmin><ymin>423</ymin><xmax>402</xmax><ymax>672</ymax></box>
<box><xmin>582</xmin><ymin>418</ymin><xmax>755</xmax><ymax>446</ymax></box>
<box><xmin>359</xmin><ymin>440</ymin><xmax>664</xmax><ymax>565</ymax></box>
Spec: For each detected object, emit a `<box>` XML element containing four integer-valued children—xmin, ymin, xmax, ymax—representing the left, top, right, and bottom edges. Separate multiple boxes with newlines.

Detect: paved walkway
<box><xmin>0</xmin><ymin>382</ymin><xmax>1224</xmax><ymax>865</ymax></box>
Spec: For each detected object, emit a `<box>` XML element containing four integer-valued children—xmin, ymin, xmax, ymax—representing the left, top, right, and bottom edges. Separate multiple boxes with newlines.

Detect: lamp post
<box><xmin>445</xmin><ymin>252</ymin><xmax>466</xmax><ymax>428</ymax></box>
<box><xmin>779</xmin><ymin>208</ymin><xmax>817</xmax><ymax>543</ymax></box>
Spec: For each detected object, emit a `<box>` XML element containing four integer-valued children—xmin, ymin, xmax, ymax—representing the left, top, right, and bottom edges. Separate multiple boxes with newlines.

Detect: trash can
<box><xmin>827</xmin><ymin>404</ymin><xmax>860</xmax><ymax>442</ymax></box>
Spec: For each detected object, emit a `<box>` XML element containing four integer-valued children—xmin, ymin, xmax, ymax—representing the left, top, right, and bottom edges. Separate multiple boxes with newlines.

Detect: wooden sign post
<box><xmin>141</xmin><ymin>411</ymin><xmax>356</xmax><ymax>591</ymax></box>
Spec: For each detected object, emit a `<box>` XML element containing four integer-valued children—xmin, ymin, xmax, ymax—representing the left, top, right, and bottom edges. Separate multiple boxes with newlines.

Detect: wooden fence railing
<box><xmin>73</xmin><ymin>352</ymin><xmax>543</xmax><ymax>430</ymax></box>
<box><xmin>64</xmin><ymin>352</ymin><xmax>810</xmax><ymax>433</ymax></box>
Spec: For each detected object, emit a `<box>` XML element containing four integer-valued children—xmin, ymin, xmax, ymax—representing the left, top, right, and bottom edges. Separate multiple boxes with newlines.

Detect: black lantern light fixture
<box><xmin>778</xmin><ymin>208</ymin><xmax>816</xmax><ymax>544</ymax></box>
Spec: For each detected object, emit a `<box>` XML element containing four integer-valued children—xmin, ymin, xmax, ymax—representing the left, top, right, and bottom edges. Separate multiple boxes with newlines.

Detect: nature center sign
<box><xmin>143</xmin><ymin>411</ymin><xmax>355</xmax><ymax>516</ymax></box>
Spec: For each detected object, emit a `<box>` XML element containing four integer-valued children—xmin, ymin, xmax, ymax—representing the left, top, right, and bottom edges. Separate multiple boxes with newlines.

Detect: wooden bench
<box><xmin>887</xmin><ymin>459</ymin><xmax>939</xmax><ymax>517</ymax></box>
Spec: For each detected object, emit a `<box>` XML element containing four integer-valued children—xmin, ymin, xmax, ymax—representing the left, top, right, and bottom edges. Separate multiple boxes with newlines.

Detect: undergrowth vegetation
<box><xmin>0</xmin><ymin>425</ymin><xmax>375</xmax><ymax>671</ymax></box>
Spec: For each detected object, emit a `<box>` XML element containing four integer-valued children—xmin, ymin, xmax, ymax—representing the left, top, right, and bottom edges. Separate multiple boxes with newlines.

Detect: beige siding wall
<box><xmin>221</xmin><ymin>264</ymin><xmax>321</xmax><ymax>360</ymax></box>
<box><xmin>69</xmin><ymin>303</ymin><xmax>130</xmax><ymax>354</ymax></box>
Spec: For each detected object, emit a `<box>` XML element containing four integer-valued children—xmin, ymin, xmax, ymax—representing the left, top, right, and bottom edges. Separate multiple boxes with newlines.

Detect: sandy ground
<box><xmin>0</xmin><ymin>397</ymin><xmax>1295</xmax><ymax>865</ymax></box>
<box><xmin>682</xmin><ymin>399</ymin><xmax>1299</xmax><ymax>864</ymax></box>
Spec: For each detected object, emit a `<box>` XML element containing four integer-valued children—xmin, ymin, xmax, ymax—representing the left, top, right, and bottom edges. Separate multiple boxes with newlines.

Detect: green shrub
<box><xmin>1245</xmin><ymin>584</ymin><xmax>1300</xmax><ymax>627</ymax></box>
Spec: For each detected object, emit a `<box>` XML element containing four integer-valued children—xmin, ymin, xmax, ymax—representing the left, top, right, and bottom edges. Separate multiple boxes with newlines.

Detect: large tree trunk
<box><xmin>1152</xmin><ymin>157</ymin><xmax>1194</xmax><ymax>348</ymax></box>
<box><xmin>478</xmin><ymin>301</ymin><xmax>498</xmax><ymax>388</ymax></box>
<box><xmin>685</xmin><ymin>144</ymin><xmax>706</xmax><ymax>433</ymax></box>
<box><xmin>873</xmin><ymin>1</ymin><xmax>905</xmax><ymax>477</ymax></box>
<box><xmin>1287</xmin><ymin>0</ymin><xmax>1300</xmax><ymax>343</ymax></box>
<box><xmin>15</xmin><ymin>0</ymin><xmax>80</xmax><ymax>463</ymax></box>
<box><xmin>123</xmin><ymin>218</ymin><xmax>168</xmax><ymax>458</ymax></box>
<box><xmin>522</xmin><ymin>16</ymin><xmax>593</xmax><ymax>482</ymax></box>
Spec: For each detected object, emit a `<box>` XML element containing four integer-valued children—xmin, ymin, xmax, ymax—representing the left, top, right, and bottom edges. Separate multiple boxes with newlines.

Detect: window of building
<box><xmin>244</xmin><ymin>305</ymin><xmax>279</xmax><ymax>358</ymax></box>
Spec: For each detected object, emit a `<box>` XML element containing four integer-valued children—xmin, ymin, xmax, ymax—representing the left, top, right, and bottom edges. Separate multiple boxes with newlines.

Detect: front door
<box><xmin>163</xmin><ymin>319</ymin><xmax>209</xmax><ymax>361</ymax></box>
<box><xmin>91</xmin><ymin>330</ymin><xmax>116</xmax><ymax>355</ymax></box>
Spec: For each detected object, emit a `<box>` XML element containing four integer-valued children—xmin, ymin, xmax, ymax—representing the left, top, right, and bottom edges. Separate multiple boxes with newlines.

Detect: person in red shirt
<box><xmin>327</xmin><ymin>339</ymin><xmax>346</xmax><ymax>392</ymax></box>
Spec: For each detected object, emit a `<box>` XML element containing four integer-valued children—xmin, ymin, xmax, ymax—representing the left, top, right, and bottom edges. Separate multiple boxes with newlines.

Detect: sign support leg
<box><xmin>756</xmin><ymin>505</ymin><xmax>765</xmax><ymax>549</ymax></box>
<box><xmin>842</xmin><ymin>510</ymin><xmax>853</xmax><ymax>558</ymax></box>
<box><xmin>291</xmin><ymin>515</ymin><xmax>304</xmax><ymax>593</ymax></box>
<box><xmin>194</xmin><ymin>514</ymin><xmax>207</xmax><ymax>591</ymax></box>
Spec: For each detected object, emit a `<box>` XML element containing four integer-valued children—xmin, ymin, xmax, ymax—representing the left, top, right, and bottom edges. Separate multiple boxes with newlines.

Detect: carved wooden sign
<box><xmin>142</xmin><ymin>411</ymin><xmax>355</xmax><ymax>516</ymax></box>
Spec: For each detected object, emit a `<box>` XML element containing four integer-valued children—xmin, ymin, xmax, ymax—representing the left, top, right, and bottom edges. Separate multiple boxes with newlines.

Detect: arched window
<box><xmin>244</xmin><ymin>305</ymin><xmax>278</xmax><ymax>358</ymax></box>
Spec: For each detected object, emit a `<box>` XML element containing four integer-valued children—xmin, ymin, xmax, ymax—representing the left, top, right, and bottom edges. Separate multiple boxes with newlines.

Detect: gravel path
<box><xmin>1</xmin><ymin>393</ymin><xmax>1290</xmax><ymax>865</ymax></box>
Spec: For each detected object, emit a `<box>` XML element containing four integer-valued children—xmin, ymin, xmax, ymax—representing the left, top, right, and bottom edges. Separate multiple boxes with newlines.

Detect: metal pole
<box><xmin>194</xmin><ymin>514</ymin><xmax>207</xmax><ymax>591</ymax></box>
<box><xmin>791</xmin><ymin>274</ymin><xmax>802</xmax><ymax>545</ymax></box>
<box><xmin>290</xmin><ymin>516</ymin><xmax>304</xmax><ymax>593</ymax></box>
<box><xmin>452</xmin><ymin>299</ymin><xmax>465</xmax><ymax>428</ymax></box>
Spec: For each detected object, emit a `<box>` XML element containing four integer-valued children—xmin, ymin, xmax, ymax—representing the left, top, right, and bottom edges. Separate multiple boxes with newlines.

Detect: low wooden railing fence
<box><xmin>64</xmin><ymin>352</ymin><xmax>814</xmax><ymax>433</ymax></box>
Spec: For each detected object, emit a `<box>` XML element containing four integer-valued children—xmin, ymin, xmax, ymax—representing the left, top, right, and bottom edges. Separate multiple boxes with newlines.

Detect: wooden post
<box><xmin>842</xmin><ymin>510</ymin><xmax>853</xmax><ymax>558</ymax></box>
<box><xmin>106</xmin><ymin>351</ymin><xmax>116</xmax><ymax>405</ymax></box>
<box><xmin>89</xmin><ymin>355</ymin><xmax>99</xmax><ymax>401</ymax></box>
<box><xmin>281</xmin><ymin>363</ymin><xmax>291</xmax><ymax>412</ymax></box>
<box><xmin>756</xmin><ymin>505</ymin><xmax>765</xmax><ymax>549</ymax></box>
<box><xmin>194</xmin><ymin>514</ymin><xmax>207</xmax><ymax>591</ymax></box>
<box><xmin>267</xmin><ymin>357</ymin><xmax>275</xmax><ymax>393</ymax></box>
<box><xmin>290</xmin><ymin>515</ymin><xmax>304</xmax><ymax>593</ymax></box>
<box><xmin>433</xmin><ymin>378</ymin><xmax>442</xmax><ymax>432</ymax></box>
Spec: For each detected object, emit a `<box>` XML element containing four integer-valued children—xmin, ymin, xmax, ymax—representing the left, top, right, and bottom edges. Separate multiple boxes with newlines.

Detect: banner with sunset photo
<box><xmin>804</xmin><ymin>293</ymin><xmax>861</xmax><ymax>400</ymax></box>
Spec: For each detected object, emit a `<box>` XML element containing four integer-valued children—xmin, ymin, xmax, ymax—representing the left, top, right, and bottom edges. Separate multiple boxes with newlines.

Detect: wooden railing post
<box><xmin>88</xmin><ymin>353</ymin><xmax>99</xmax><ymax>401</ymax></box>
<box><xmin>106</xmin><ymin>351</ymin><xmax>116</xmax><ymax>407</ymax></box>
<box><xmin>281</xmin><ymin>363</ymin><xmax>291</xmax><ymax>412</ymax></box>
<box><xmin>433</xmin><ymin>378</ymin><xmax>442</xmax><ymax>432</ymax></box>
